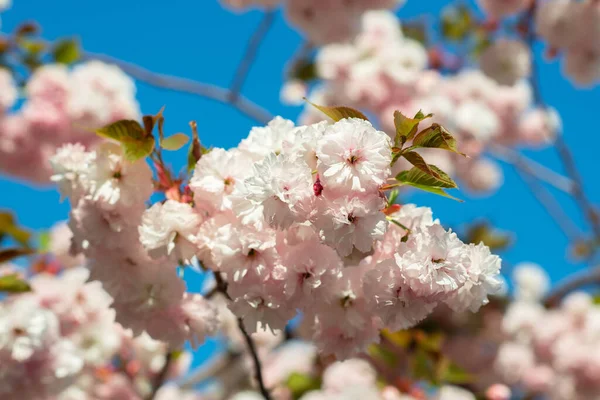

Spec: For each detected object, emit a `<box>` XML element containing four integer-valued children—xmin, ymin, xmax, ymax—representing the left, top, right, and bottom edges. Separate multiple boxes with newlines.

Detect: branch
<box><xmin>147</xmin><ymin>351</ymin><xmax>174</xmax><ymax>400</ymax></box>
<box><xmin>78</xmin><ymin>50</ymin><xmax>274</xmax><ymax>125</ymax></box>
<box><xmin>544</xmin><ymin>265</ymin><xmax>600</xmax><ymax>307</ymax></box>
<box><xmin>236</xmin><ymin>317</ymin><xmax>272</xmax><ymax>399</ymax></box>
<box><xmin>490</xmin><ymin>145</ymin><xmax>574</xmax><ymax>194</ymax></box>
<box><xmin>178</xmin><ymin>352</ymin><xmax>238</xmax><ymax>390</ymax></box>
<box><xmin>523</xmin><ymin>3</ymin><xmax>600</xmax><ymax>243</ymax></box>
<box><xmin>229</xmin><ymin>11</ymin><xmax>277</xmax><ymax>101</ymax></box>
<box><xmin>213</xmin><ymin>272</ymin><xmax>272</xmax><ymax>400</ymax></box>
<box><xmin>516</xmin><ymin>166</ymin><xmax>582</xmax><ymax>240</ymax></box>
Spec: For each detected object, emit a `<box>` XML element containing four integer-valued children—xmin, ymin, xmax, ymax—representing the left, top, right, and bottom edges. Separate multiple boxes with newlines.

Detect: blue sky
<box><xmin>1</xmin><ymin>0</ymin><xmax>599</xmax><ymax>365</ymax></box>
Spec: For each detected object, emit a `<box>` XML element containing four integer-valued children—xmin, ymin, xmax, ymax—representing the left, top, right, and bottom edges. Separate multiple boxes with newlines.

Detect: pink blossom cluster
<box><xmin>0</xmin><ymin>61</ymin><xmax>140</xmax><ymax>183</ymax></box>
<box><xmin>495</xmin><ymin>264</ymin><xmax>600</xmax><ymax>400</ymax></box>
<box><xmin>53</xmin><ymin>114</ymin><xmax>501</xmax><ymax>359</ymax></box>
<box><xmin>296</xmin><ymin>10</ymin><xmax>560</xmax><ymax>194</ymax></box>
<box><xmin>220</xmin><ymin>0</ymin><xmax>404</xmax><ymax>44</ymax></box>
<box><xmin>0</xmin><ymin>265</ymin><xmax>201</xmax><ymax>400</ymax></box>
<box><xmin>50</xmin><ymin>142</ymin><xmax>220</xmax><ymax>348</ymax></box>
<box><xmin>535</xmin><ymin>0</ymin><xmax>600</xmax><ymax>87</ymax></box>
<box><xmin>189</xmin><ymin>115</ymin><xmax>502</xmax><ymax>359</ymax></box>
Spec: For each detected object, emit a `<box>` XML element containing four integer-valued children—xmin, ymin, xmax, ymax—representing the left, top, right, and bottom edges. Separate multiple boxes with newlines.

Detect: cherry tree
<box><xmin>1</xmin><ymin>0</ymin><xmax>600</xmax><ymax>399</ymax></box>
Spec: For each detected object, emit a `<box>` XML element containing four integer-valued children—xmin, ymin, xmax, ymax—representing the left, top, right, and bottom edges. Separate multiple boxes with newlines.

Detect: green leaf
<box><xmin>415</xmin><ymin>330</ymin><xmax>444</xmax><ymax>353</ymax></box>
<box><xmin>412</xmin><ymin>124</ymin><xmax>466</xmax><ymax>156</ymax></box>
<box><xmin>0</xmin><ymin>212</ymin><xmax>31</xmax><ymax>247</ymax></box>
<box><xmin>18</xmin><ymin>39</ymin><xmax>46</xmax><ymax>55</ymax></box>
<box><xmin>382</xmin><ymin>329</ymin><xmax>412</xmax><ymax>348</ymax></box>
<box><xmin>465</xmin><ymin>222</ymin><xmax>513</xmax><ymax>251</ymax></box>
<box><xmin>291</xmin><ymin>60</ymin><xmax>317</xmax><ymax>82</ymax></box>
<box><xmin>411</xmin><ymin>349</ymin><xmax>436</xmax><ymax>383</ymax></box>
<box><xmin>393</xmin><ymin>110</ymin><xmax>432</xmax><ymax>147</ymax></box>
<box><xmin>0</xmin><ymin>248</ymin><xmax>35</xmax><ymax>264</ymax></box>
<box><xmin>368</xmin><ymin>343</ymin><xmax>398</xmax><ymax>366</ymax></box>
<box><xmin>438</xmin><ymin>360</ymin><xmax>473</xmax><ymax>385</ymax></box>
<box><xmin>38</xmin><ymin>231</ymin><xmax>51</xmax><ymax>253</ymax></box>
<box><xmin>402</xmin><ymin>22</ymin><xmax>428</xmax><ymax>45</ymax></box>
<box><xmin>96</xmin><ymin>120</ymin><xmax>155</xmax><ymax>161</ymax></box>
<box><xmin>305</xmin><ymin>100</ymin><xmax>369</xmax><ymax>122</ymax></box>
<box><xmin>286</xmin><ymin>373</ymin><xmax>321</xmax><ymax>400</ymax></box>
<box><xmin>402</xmin><ymin>151</ymin><xmax>437</xmax><ymax>177</ymax></box>
<box><xmin>403</xmin><ymin>182</ymin><xmax>463</xmax><ymax>202</ymax></box>
<box><xmin>387</xmin><ymin>189</ymin><xmax>399</xmax><ymax>206</ymax></box>
<box><xmin>52</xmin><ymin>39</ymin><xmax>80</xmax><ymax>65</ymax></box>
<box><xmin>441</xmin><ymin>5</ymin><xmax>473</xmax><ymax>41</ymax></box>
<box><xmin>187</xmin><ymin>121</ymin><xmax>202</xmax><ymax>174</ymax></box>
<box><xmin>0</xmin><ymin>273</ymin><xmax>31</xmax><ymax>293</ymax></box>
<box><xmin>161</xmin><ymin>133</ymin><xmax>189</xmax><ymax>151</ymax></box>
<box><xmin>396</xmin><ymin>165</ymin><xmax>457</xmax><ymax>189</ymax></box>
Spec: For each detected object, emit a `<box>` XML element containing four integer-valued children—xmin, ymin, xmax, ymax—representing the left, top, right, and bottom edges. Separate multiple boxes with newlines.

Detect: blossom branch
<box><xmin>213</xmin><ymin>272</ymin><xmax>272</xmax><ymax>400</ymax></box>
<box><xmin>515</xmin><ymin>166</ymin><xmax>582</xmax><ymax>240</ymax></box>
<box><xmin>80</xmin><ymin>50</ymin><xmax>274</xmax><ymax>125</ymax></box>
<box><xmin>228</xmin><ymin>11</ymin><xmax>277</xmax><ymax>101</ymax></box>
<box><xmin>544</xmin><ymin>265</ymin><xmax>600</xmax><ymax>307</ymax></box>
<box><xmin>490</xmin><ymin>145</ymin><xmax>574</xmax><ymax>194</ymax></box>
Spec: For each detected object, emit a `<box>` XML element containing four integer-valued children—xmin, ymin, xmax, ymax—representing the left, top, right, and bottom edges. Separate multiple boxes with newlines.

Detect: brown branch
<box><xmin>523</xmin><ymin>3</ymin><xmax>600</xmax><ymax>244</ymax></box>
<box><xmin>544</xmin><ymin>265</ymin><xmax>600</xmax><ymax>307</ymax></box>
<box><xmin>212</xmin><ymin>271</ymin><xmax>272</xmax><ymax>400</ymax></box>
<box><xmin>147</xmin><ymin>351</ymin><xmax>174</xmax><ymax>400</ymax></box>
<box><xmin>229</xmin><ymin>11</ymin><xmax>277</xmax><ymax>101</ymax></box>
<box><xmin>79</xmin><ymin>50</ymin><xmax>274</xmax><ymax>125</ymax></box>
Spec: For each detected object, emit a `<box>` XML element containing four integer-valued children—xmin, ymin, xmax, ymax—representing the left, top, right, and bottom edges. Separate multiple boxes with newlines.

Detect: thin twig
<box><xmin>516</xmin><ymin>168</ymin><xmax>581</xmax><ymax>240</ymax></box>
<box><xmin>490</xmin><ymin>145</ymin><xmax>574</xmax><ymax>194</ymax></box>
<box><xmin>229</xmin><ymin>11</ymin><xmax>277</xmax><ymax>101</ymax></box>
<box><xmin>237</xmin><ymin>317</ymin><xmax>272</xmax><ymax>399</ymax></box>
<box><xmin>213</xmin><ymin>272</ymin><xmax>272</xmax><ymax>400</ymax></box>
<box><xmin>178</xmin><ymin>352</ymin><xmax>238</xmax><ymax>390</ymax></box>
<box><xmin>147</xmin><ymin>351</ymin><xmax>174</xmax><ymax>400</ymax></box>
<box><xmin>79</xmin><ymin>51</ymin><xmax>274</xmax><ymax>125</ymax></box>
<box><xmin>544</xmin><ymin>265</ymin><xmax>600</xmax><ymax>307</ymax></box>
<box><xmin>523</xmin><ymin>3</ymin><xmax>600</xmax><ymax>243</ymax></box>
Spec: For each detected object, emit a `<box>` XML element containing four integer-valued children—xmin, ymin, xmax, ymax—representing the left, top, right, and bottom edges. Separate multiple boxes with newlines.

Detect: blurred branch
<box><xmin>80</xmin><ymin>50</ymin><xmax>273</xmax><ymax>125</ymax></box>
<box><xmin>229</xmin><ymin>11</ymin><xmax>277</xmax><ymax>101</ymax></box>
<box><xmin>516</xmin><ymin>167</ymin><xmax>581</xmax><ymax>240</ymax></box>
<box><xmin>178</xmin><ymin>352</ymin><xmax>239</xmax><ymax>390</ymax></box>
<box><xmin>544</xmin><ymin>265</ymin><xmax>600</xmax><ymax>307</ymax></box>
<box><xmin>490</xmin><ymin>145</ymin><xmax>574</xmax><ymax>194</ymax></box>
<box><xmin>147</xmin><ymin>350</ymin><xmax>174</xmax><ymax>400</ymax></box>
<box><xmin>523</xmin><ymin>3</ymin><xmax>600</xmax><ymax>244</ymax></box>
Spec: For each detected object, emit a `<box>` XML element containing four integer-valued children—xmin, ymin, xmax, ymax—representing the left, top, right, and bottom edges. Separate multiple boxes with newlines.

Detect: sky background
<box><xmin>1</xmin><ymin>0</ymin><xmax>600</xmax><ymax>369</ymax></box>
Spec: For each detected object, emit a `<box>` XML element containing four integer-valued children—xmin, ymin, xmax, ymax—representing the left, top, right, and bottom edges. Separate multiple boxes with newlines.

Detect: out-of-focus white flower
<box><xmin>480</xmin><ymin>39</ymin><xmax>531</xmax><ymax>86</ymax></box>
<box><xmin>513</xmin><ymin>262</ymin><xmax>550</xmax><ymax>302</ymax></box>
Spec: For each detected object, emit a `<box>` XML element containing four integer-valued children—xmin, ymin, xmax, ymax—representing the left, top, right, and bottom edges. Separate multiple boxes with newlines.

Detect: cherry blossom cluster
<box><xmin>0</xmin><ymin>60</ymin><xmax>140</xmax><ymax>183</ymax></box>
<box><xmin>0</xmin><ymin>264</ymin><xmax>201</xmax><ymax>400</ymax></box>
<box><xmin>534</xmin><ymin>0</ymin><xmax>600</xmax><ymax>87</ymax></box>
<box><xmin>189</xmin><ymin>115</ymin><xmax>502</xmax><ymax>359</ymax></box>
<box><xmin>50</xmin><ymin>142</ymin><xmax>220</xmax><ymax>348</ymax></box>
<box><xmin>495</xmin><ymin>263</ymin><xmax>600</xmax><ymax>400</ymax></box>
<box><xmin>220</xmin><ymin>0</ymin><xmax>404</xmax><ymax>44</ymax></box>
<box><xmin>52</xmin><ymin>114</ymin><xmax>502</xmax><ymax>360</ymax></box>
<box><xmin>293</xmin><ymin>10</ymin><xmax>560</xmax><ymax>194</ymax></box>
